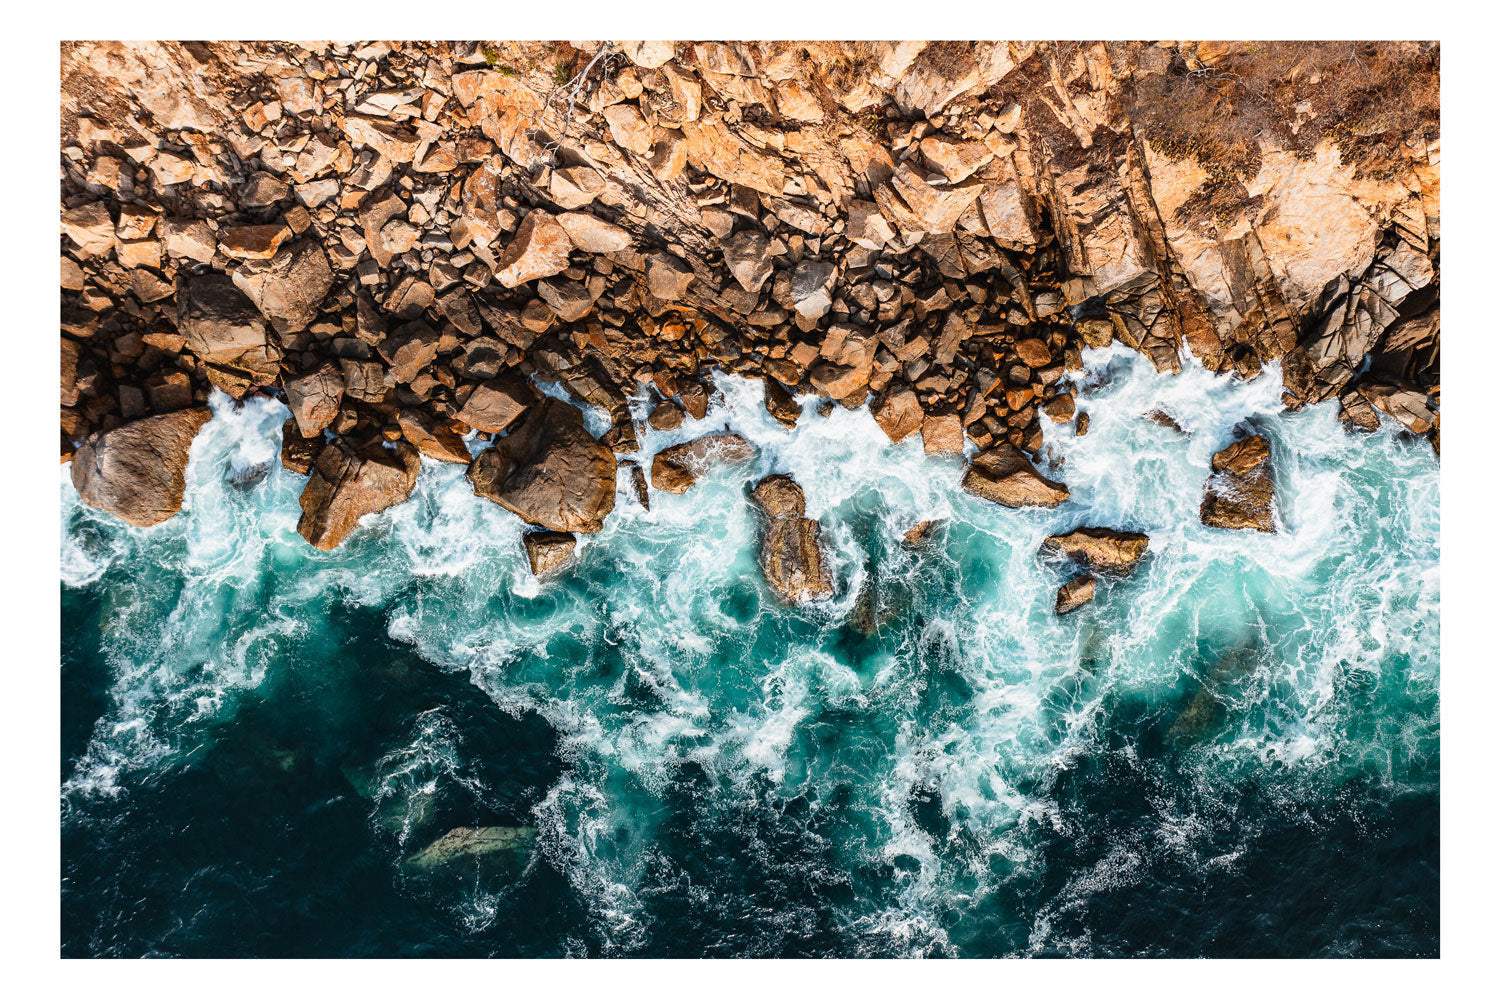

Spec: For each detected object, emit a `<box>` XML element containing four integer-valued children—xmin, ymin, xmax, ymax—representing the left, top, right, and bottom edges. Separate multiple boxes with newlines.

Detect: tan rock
<box><xmin>398</xmin><ymin>409</ymin><xmax>471</xmax><ymax>464</ymax></box>
<box><xmin>456</xmin><ymin>375</ymin><xmax>537</xmax><ymax>434</ymax></box>
<box><xmin>495</xmin><ymin>211</ymin><xmax>573</xmax><ymax>288</ymax></box>
<box><xmin>556</xmin><ymin>211</ymin><xmax>632</xmax><ymax>253</ymax></box>
<box><xmin>962</xmin><ymin>443</ymin><xmax>1070</xmax><ymax>508</ymax></box>
<box><xmin>921</xmin><ymin>413</ymin><xmax>964</xmax><ymax>455</ymax></box>
<box><xmin>1055</xmin><ymin>574</ymin><xmax>1096</xmax><ymax>615</ymax></box>
<box><xmin>297</xmin><ymin>438</ymin><xmax>421</xmax><ymax>550</ymax></box>
<box><xmin>466</xmin><ymin>397</ymin><xmax>617</xmax><ymax>534</ymax></box>
<box><xmin>650</xmin><ymin>433</ymin><xmax>757</xmax><ymax>493</ymax></box>
<box><xmin>749</xmin><ymin>474</ymin><xmax>832</xmax><ymax>603</ymax></box>
<box><xmin>1200</xmin><ymin>435</ymin><xmax>1275</xmax><ymax>532</ymax></box>
<box><xmin>522</xmin><ymin>530</ymin><xmax>576</xmax><ymax>576</ymax></box>
<box><xmin>284</xmin><ymin>362</ymin><xmax>344</xmax><ymax>437</ymax></box>
<box><xmin>70</xmin><ymin>408</ymin><xmax>214</xmax><ymax>527</ymax></box>
<box><xmin>1041</xmin><ymin>528</ymin><xmax>1150</xmax><ymax>574</ymax></box>
<box><xmin>872</xmin><ymin>386</ymin><xmax>924</xmax><ymax>443</ymax></box>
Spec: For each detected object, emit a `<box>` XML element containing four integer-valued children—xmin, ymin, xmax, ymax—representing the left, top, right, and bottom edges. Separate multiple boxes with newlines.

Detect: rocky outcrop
<box><xmin>522</xmin><ymin>530</ymin><xmax>576</xmax><ymax>576</ymax></box>
<box><xmin>1200</xmin><ymin>435</ymin><xmax>1276</xmax><ymax>532</ymax></box>
<box><xmin>1055</xmin><ymin>574</ymin><xmax>1095</xmax><ymax>615</ymax></box>
<box><xmin>962</xmin><ymin>443</ymin><xmax>1069</xmax><ymax>508</ymax></box>
<box><xmin>176</xmin><ymin>275</ymin><xmax>278</xmax><ymax>398</ymax></box>
<box><xmin>70</xmin><ymin>407</ymin><xmax>212</xmax><ymax>526</ymax></box>
<box><xmin>402</xmin><ymin>826</ymin><xmax>536</xmax><ymax>872</ymax></box>
<box><xmin>466</xmin><ymin>397</ymin><xmax>616</xmax><ymax>533</ymax></box>
<box><xmin>650</xmin><ymin>433</ymin><xmax>757</xmax><ymax>494</ymax></box>
<box><xmin>296</xmin><ymin>437</ymin><xmax>421</xmax><ymax>549</ymax></box>
<box><xmin>1041</xmin><ymin>527</ymin><xmax>1150</xmax><ymax>574</ymax></box>
<box><xmin>749</xmin><ymin>474</ymin><xmax>832</xmax><ymax>603</ymax></box>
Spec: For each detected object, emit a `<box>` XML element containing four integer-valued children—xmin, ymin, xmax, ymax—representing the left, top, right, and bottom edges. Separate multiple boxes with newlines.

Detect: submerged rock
<box><xmin>70</xmin><ymin>407</ymin><xmax>213</xmax><ymax>526</ymax></box>
<box><xmin>466</xmin><ymin>397</ymin><xmax>617</xmax><ymax>533</ymax></box>
<box><xmin>522</xmin><ymin>530</ymin><xmax>576</xmax><ymax>576</ymax></box>
<box><xmin>961</xmin><ymin>442</ymin><xmax>1069</xmax><ymax>508</ymax></box>
<box><xmin>650</xmin><ymin>433</ymin><xmax>757</xmax><ymax>494</ymax></box>
<box><xmin>1055</xmin><ymin>574</ymin><xmax>1096</xmax><ymax>615</ymax></box>
<box><xmin>1200</xmin><ymin>434</ymin><xmax>1275</xmax><ymax>532</ymax></box>
<box><xmin>402</xmin><ymin>826</ymin><xmax>537</xmax><ymax>872</ymax></box>
<box><xmin>749</xmin><ymin>473</ymin><xmax>833</xmax><ymax>603</ymax></box>
<box><xmin>296</xmin><ymin>438</ymin><xmax>421</xmax><ymax>550</ymax></box>
<box><xmin>1041</xmin><ymin>527</ymin><xmax>1150</xmax><ymax>574</ymax></box>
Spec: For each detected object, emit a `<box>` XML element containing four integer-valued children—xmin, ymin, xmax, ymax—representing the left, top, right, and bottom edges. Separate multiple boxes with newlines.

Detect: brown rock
<box><xmin>231</xmin><ymin>240</ymin><xmax>334</xmax><ymax>334</ymax></box>
<box><xmin>646</xmin><ymin>253</ymin><xmax>696</xmax><ymax>300</ymax></box>
<box><xmin>297</xmin><ymin>438</ymin><xmax>422</xmax><ymax>550</ymax></box>
<box><xmin>650</xmin><ymin>433</ymin><xmax>757</xmax><ymax>493</ymax></box>
<box><xmin>902</xmin><ymin>519</ymin><xmax>943</xmax><ymax>546</ymax></box>
<box><xmin>177</xmin><ymin>274</ymin><xmax>279</xmax><ymax>397</ymax></box>
<box><xmin>398</xmin><ymin>409</ymin><xmax>471</xmax><ymax>464</ymax></box>
<box><xmin>495</xmin><ymin>211</ymin><xmax>573</xmax><ymax>288</ymax></box>
<box><xmin>1014</xmin><ymin>338</ymin><xmax>1052</xmax><ymax>368</ymax></box>
<box><xmin>284</xmin><ymin>362</ymin><xmax>344</xmax><ymax>437</ymax></box>
<box><xmin>748</xmin><ymin>474</ymin><xmax>832</xmax><ymax>603</ymax></box>
<box><xmin>70</xmin><ymin>408</ymin><xmax>214</xmax><ymax>527</ymax></box>
<box><xmin>556</xmin><ymin>211</ymin><xmax>632</xmax><ymax>253</ymax></box>
<box><xmin>1055</xmin><ymin>574</ymin><xmax>1096</xmax><ymax>615</ymax></box>
<box><xmin>723</xmin><ymin>230</ymin><xmax>774</xmax><ymax>293</ymax></box>
<box><xmin>219</xmin><ymin>223</ymin><xmax>292</xmax><ymax>260</ymax></box>
<box><xmin>962</xmin><ymin>443</ymin><xmax>1070</xmax><ymax>508</ymax></box>
<box><xmin>280</xmin><ymin>418</ymin><xmax>319</xmax><ymax>475</ymax></box>
<box><xmin>456</xmin><ymin>375</ymin><xmax>537</xmax><ymax>434</ymax></box>
<box><xmin>522</xmin><ymin>531</ymin><xmax>576</xmax><ymax>576</ymax></box>
<box><xmin>1200</xmin><ymin>434</ymin><xmax>1275</xmax><ymax>532</ymax></box>
<box><xmin>873</xmin><ymin>386</ymin><xmax>923</xmax><ymax>443</ymax></box>
<box><xmin>1041</xmin><ymin>527</ymin><xmax>1150</xmax><ymax>574</ymax></box>
<box><xmin>921</xmin><ymin>412</ymin><xmax>964</xmax><ymax>455</ymax></box>
<box><xmin>648</xmin><ymin>400</ymin><xmax>685</xmax><ymax>430</ymax></box>
<box><xmin>763</xmin><ymin>378</ymin><xmax>802</xmax><ymax>429</ymax></box>
<box><xmin>466</xmin><ymin>397</ymin><xmax>617</xmax><ymax>533</ymax></box>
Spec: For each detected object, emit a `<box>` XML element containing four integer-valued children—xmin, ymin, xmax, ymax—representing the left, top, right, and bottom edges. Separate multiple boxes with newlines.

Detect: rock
<box><xmin>902</xmin><ymin>519</ymin><xmax>942</xmax><ymax>546</ymax></box>
<box><xmin>763</xmin><ymin>378</ymin><xmax>802</xmax><ymax>428</ymax></box>
<box><xmin>466</xmin><ymin>397</ymin><xmax>617</xmax><ymax>533</ymax></box>
<box><xmin>789</xmin><ymin>259</ymin><xmax>836</xmax><ymax>318</ymax></box>
<box><xmin>877</xmin><ymin>162</ymin><xmax>984</xmax><ymax>234</ymax></box>
<box><xmin>749</xmin><ymin>474</ymin><xmax>833</xmax><ymax>603</ymax></box>
<box><xmin>537</xmin><ymin>278</ymin><xmax>594</xmax><ymax>322</ymax></box>
<box><xmin>522</xmin><ymin>530</ymin><xmax>576</xmax><ymax>576</ymax></box>
<box><xmin>495</xmin><ymin>211</ymin><xmax>573</xmax><ymax>288</ymax></box>
<box><xmin>1338</xmin><ymin>389</ymin><xmax>1381</xmax><ymax>433</ymax></box>
<box><xmin>296</xmin><ymin>438</ymin><xmax>421</xmax><ymax>550</ymax></box>
<box><xmin>280</xmin><ymin>418</ymin><xmax>319</xmax><ymax>474</ymax></box>
<box><xmin>873</xmin><ymin>386</ymin><xmax>923</xmax><ymax>443</ymax></box>
<box><xmin>219</xmin><ymin>223</ymin><xmax>291</xmax><ymax>260</ymax></box>
<box><xmin>646</xmin><ymin>253</ymin><xmax>696</xmax><ymax>300</ymax></box>
<box><xmin>962</xmin><ymin>443</ymin><xmax>1070</xmax><ymax>508</ymax></box>
<box><xmin>1200</xmin><ymin>434</ymin><xmax>1275</xmax><ymax>532</ymax></box>
<box><xmin>679</xmin><ymin>381</ymin><xmax>711</xmax><ymax>420</ymax></box>
<box><xmin>648</xmin><ymin>400</ymin><xmax>685</xmax><ymax>430</ymax></box>
<box><xmin>625</xmin><ymin>460</ymin><xmax>650</xmax><ymax>510</ymax></box>
<box><xmin>723</xmin><ymin>230</ymin><xmax>774</xmax><ymax>293</ymax></box>
<box><xmin>1043</xmin><ymin>393</ymin><xmax>1075</xmax><ymax>423</ymax></box>
<box><xmin>176</xmin><ymin>274</ymin><xmax>279</xmax><ymax>397</ymax></box>
<box><xmin>556</xmin><ymin>211</ymin><xmax>631</xmax><ymax>253</ymax></box>
<box><xmin>69</xmin><ymin>408</ymin><xmax>213</xmax><ymax>527</ymax></box>
<box><xmin>456</xmin><ymin>375</ymin><xmax>536</xmax><ymax>434</ymax></box>
<box><xmin>61</xmin><ymin>202</ymin><xmax>115</xmax><ymax>257</ymax></box>
<box><xmin>284</xmin><ymin>362</ymin><xmax>344</xmax><ymax>437</ymax></box>
<box><xmin>1055</xmin><ymin>574</ymin><xmax>1096</xmax><ymax>615</ymax></box>
<box><xmin>921</xmin><ymin>412</ymin><xmax>964</xmax><ymax>455</ymax></box>
<box><xmin>1358</xmin><ymin>381</ymin><xmax>1437</xmax><ymax>435</ymax></box>
<box><xmin>548</xmin><ymin>165</ymin><xmax>605</xmax><ymax>209</ymax></box>
<box><xmin>1014</xmin><ymin>338</ymin><xmax>1052</xmax><ymax>368</ymax></box>
<box><xmin>397</xmin><ymin>409</ymin><xmax>471</xmax><ymax>464</ymax></box>
<box><xmin>1041</xmin><ymin>527</ymin><xmax>1150</xmax><ymax>574</ymax></box>
<box><xmin>650</xmin><ymin>433</ymin><xmax>757</xmax><ymax>493</ymax></box>
<box><xmin>231</xmin><ymin>239</ymin><xmax>334</xmax><ymax>334</ymax></box>
<box><xmin>402</xmin><ymin>826</ymin><xmax>536</xmax><ymax>872</ymax></box>
<box><xmin>1146</xmin><ymin>409</ymin><xmax>1185</xmax><ymax>433</ymax></box>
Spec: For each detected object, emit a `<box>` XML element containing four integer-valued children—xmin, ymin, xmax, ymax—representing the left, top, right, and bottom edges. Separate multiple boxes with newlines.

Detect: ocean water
<box><xmin>60</xmin><ymin>344</ymin><xmax>1440</xmax><ymax>957</ymax></box>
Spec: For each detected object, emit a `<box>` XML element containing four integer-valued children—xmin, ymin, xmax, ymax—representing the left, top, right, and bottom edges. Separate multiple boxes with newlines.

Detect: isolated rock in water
<box><xmin>284</xmin><ymin>362</ymin><xmax>344</xmax><ymax>437</ymax></box>
<box><xmin>177</xmin><ymin>274</ymin><xmax>279</xmax><ymax>397</ymax></box>
<box><xmin>1055</xmin><ymin>574</ymin><xmax>1096</xmax><ymax>615</ymax></box>
<box><xmin>902</xmin><ymin>519</ymin><xmax>943</xmax><ymax>547</ymax></box>
<box><xmin>397</xmin><ymin>408</ymin><xmax>471</xmax><ymax>464</ymax></box>
<box><xmin>70</xmin><ymin>407</ymin><xmax>213</xmax><ymax>527</ymax></box>
<box><xmin>280</xmin><ymin>417</ymin><xmax>319</xmax><ymax>475</ymax></box>
<box><xmin>1041</xmin><ymin>527</ymin><xmax>1150</xmax><ymax>574</ymax></box>
<box><xmin>749</xmin><ymin>474</ymin><xmax>833</xmax><ymax>603</ymax></box>
<box><xmin>466</xmin><ymin>397</ymin><xmax>616</xmax><ymax>533</ymax></box>
<box><xmin>296</xmin><ymin>438</ymin><xmax>421</xmax><ymax>550</ymax></box>
<box><xmin>650</xmin><ymin>433</ymin><xmax>757</xmax><ymax>494</ymax></box>
<box><xmin>961</xmin><ymin>442</ymin><xmax>1069</xmax><ymax>508</ymax></box>
<box><xmin>763</xmin><ymin>378</ymin><xmax>802</xmax><ymax>428</ymax></box>
<box><xmin>1200</xmin><ymin>434</ymin><xmax>1275</xmax><ymax>532</ymax></box>
<box><xmin>522</xmin><ymin>530</ymin><xmax>576</xmax><ymax>576</ymax></box>
<box><xmin>402</xmin><ymin>826</ymin><xmax>537</xmax><ymax>872</ymax></box>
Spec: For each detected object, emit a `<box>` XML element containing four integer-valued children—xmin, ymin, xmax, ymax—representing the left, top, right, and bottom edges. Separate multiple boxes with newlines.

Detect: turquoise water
<box><xmin>60</xmin><ymin>344</ymin><xmax>1440</xmax><ymax>957</ymax></box>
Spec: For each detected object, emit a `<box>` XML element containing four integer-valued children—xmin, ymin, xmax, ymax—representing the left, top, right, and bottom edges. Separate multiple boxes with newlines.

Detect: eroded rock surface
<box><xmin>749</xmin><ymin>474</ymin><xmax>833</xmax><ymax>603</ymax></box>
<box><xmin>962</xmin><ymin>442</ymin><xmax>1069</xmax><ymax>508</ymax></box>
<box><xmin>1041</xmin><ymin>527</ymin><xmax>1150</xmax><ymax>574</ymax></box>
<box><xmin>650</xmin><ymin>433</ymin><xmax>757</xmax><ymax>494</ymax></box>
<box><xmin>1200</xmin><ymin>435</ymin><xmax>1276</xmax><ymax>532</ymax></box>
<box><xmin>297</xmin><ymin>437</ymin><xmax>421</xmax><ymax>549</ymax></box>
<box><xmin>466</xmin><ymin>397</ymin><xmax>616</xmax><ymax>533</ymax></box>
<box><xmin>71</xmin><ymin>407</ymin><xmax>213</xmax><ymax>526</ymax></box>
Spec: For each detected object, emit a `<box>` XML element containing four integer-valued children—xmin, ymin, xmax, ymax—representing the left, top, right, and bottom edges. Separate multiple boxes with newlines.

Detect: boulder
<box><xmin>921</xmin><ymin>412</ymin><xmax>965</xmax><ymax>454</ymax></box>
<box><xmin>456</xmin><ymin>374</ymin><xmax>536</xmax><ymax>434</ymax></box>
<box><xmin>650</xmin><ymin>433</ymin><xmax>757</xmax><ymax>493</ymax></box>
<box><xmin>648</xmin><ymin>400</ymin><xmax>685</xmax><ymax>431</ymax></box>
<box><xmin>522</xmin><ymin>530</ymin><xmax>576</xmax><ymax>576</ymax></box>
<box><xmin>1040</xmin><ymin>527</ymin><xmax>1150</xmax><ymax>574</ymax></box>
<box><xmin>1055</xmin><ymin>574</ymin><xmax>1096</xmax><ymax>615</ymax></box>
<box><xmin>749</xmin><ymin>474</ymin><xmax>833</xmax><ymax>603</ymax></box>
<box><xmin>284</xmin><ymin>362</ymin><xmax>344</xmax><ymax>437</ymax></box>
<box><xmin>231</xmin><ymin>239</ymin><xmax>334</xmax><ymax>334</ymax></box>
<box><xmin>402</xmin><ymin>826</ymin><xmax>536</xmax><ymax>873</ymax></box>
<box><xmin>556</xmin><ymin>211</ymin><xmax>632</xmax><ymax>253</ymax></box>
<box><xmin>961</xmin><ymin>443</ymin><xmax>1070</xmax><ymax>508</ymax></box>
<box><xmin>466</xmin><ymin>397</ymin><xmax>617</xmax><ymax>533</ymax></box>
<box><xmin>280</xmin><ymin>418</ymin><xmax>320</xmax><ymax>475</ymax></box>
<box><xmin>494</xmin><ymin>211</ymin><xmax>573</xmax><ymax>288</ymax></box>
<box><xmin>872</xmin><ymin>385</ymin><xmax>923</xmax><ymax>443</ymax></box>
<box><xmin>70</xmin><ymin>407</ymin><xmax>213</xmax><ymax>527</ymax></box>
<box><xmin>763</xmin><ymin>378</ymin><xmax>802</xmax><ymax>428</ymax></box>
<box><xmin>902</xmin><ymin>519</ymin><xmax>942</xmax><ymax>546</ymax></box>
<box><xmin>723</xmin><ymin>230</ymin><xmax>774</xmax><ymax>293</ymax></box>
<box><xmin>646</xmin><ymin>253</ymin><xmax>696</xmax><ymax>300</ymax></box>
<box><xmin>397</xmin><ymin>409</ymin><xmax>471</xmax><ymax>464</ymax></box>
<box><xmin>789</xmin><ymin>259</ymin><xmax>836</xmax><ymax>318</ymax></box>
<box><xmin>177</xmin><ymin>273</ymin><xmax>279</xmax><ymax>397</ymax></box>
<box><xmin>1200</xmin><ymin>434</ymin><xmax>1275</xmax><ymax>532</ymax></box>
<box><xmin>297</xmin><ymin>438</ymin><xmax>421</xmax><ymax>550</ymax></box>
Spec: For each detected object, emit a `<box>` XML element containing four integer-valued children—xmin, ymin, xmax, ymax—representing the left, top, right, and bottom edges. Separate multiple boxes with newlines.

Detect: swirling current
<box><xmin>60</xmin><ymin>344</ymin><xmax>1440</xmax><ymax>957</ymax></box>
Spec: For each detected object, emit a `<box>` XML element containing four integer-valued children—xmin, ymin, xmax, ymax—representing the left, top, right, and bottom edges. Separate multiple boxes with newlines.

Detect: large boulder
<box><xmin>749</xmin><ymin>474</ymin><xmax>833</xmax><ymax>603</ymax></box>
<box><xmin>961</xmin><ymin>443</ymin><xmax>1070</xmax><ymax>508</ymax></box>
<box><xmin>296</xmin><ymin>438</ymin><xmax>421</xmax><ymax>550</ymax></box>
<box><xmin>397</xmin><ymin>409</ymin><xmax>471</xmax><ymax>464</ymax></box>
<box><xmin>466</xmin><ymin>397</ymin><xmax>617</xmax><ymax>533</ymax></box>
<box><xmin>283</xmin><ymin>362</ymin><xmax>344</xmax><ymax>437</ymax></box>
<box><xmin>176</xmin><ymin>274</ymin><xmax>279</xmax><ymax>397</ymax></box>
<box><xmin>650</xmin><ymin>433</ymin><xmax>757</xmax><ymax>493</ymax></box>
<box><xmin>1041</xmin><ymin>527</ymin><xmax>1150</xmax><ymax>574</ymax></box>
<box><xmin>456</xmin><ymin>374</ymin><xmax>537</xmax><ymax>434</ymax></box>
<box><xmin>1200</xmin><ymin>434</ymin><xmax>1275</xmax><ymax>532</ymax></box>
<box><xmin>70</xmin><ymin>407</ymin><xmax>213</xmax><ymax>527</ymax></box>
<box><xmin>231</xmin><ymin>239</ymin><xmax>335</xmax><ymax>334</ymax></box>
<box><xmin>522</xmin><ymin>530</ymin><xmax>576</xmax><ymax>576</ymax></box>
<box><xmin>872</xmin><ymin>384</ymin><xmax>923</xmax><ymax>443</ymax></box>
<box><xmin>494</xmin><ymin>211</ymin><xmax>573</xmax><ymax>288</ymax></box>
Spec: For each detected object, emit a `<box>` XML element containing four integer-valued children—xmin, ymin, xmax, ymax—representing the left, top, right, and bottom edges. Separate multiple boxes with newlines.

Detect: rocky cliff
<box><xmin>59</xmin><ymin>40</ymin><xmax>1440</xmax><ymax>538</ymax></box>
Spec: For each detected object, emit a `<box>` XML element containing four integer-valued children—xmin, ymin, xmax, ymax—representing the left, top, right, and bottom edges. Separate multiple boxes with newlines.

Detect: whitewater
<box><xmin>59</xmin><ymin>343</ymin><xmax>1440</xmax><ymax>957</ymax></box>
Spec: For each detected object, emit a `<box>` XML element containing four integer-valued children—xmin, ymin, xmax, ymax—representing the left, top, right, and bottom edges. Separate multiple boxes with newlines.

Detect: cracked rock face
<box><xmin>466</xmin><ymin>397</ymin><xmax>617</xmax><ymax>533</ymax></box>
<box><xmin>1201</xmin><ymin>435</ymin><xmax>1276</xmax><ymax>533</ymax></box>
<box><xmin>750</xmin><ymin>474</ymin><xmax>833</xmax><ymax>604</ymax></box>
<box><xmin>296</xmin><ymin>437</ymin><xmax>421</xmax><ymax>550</ymax></box>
